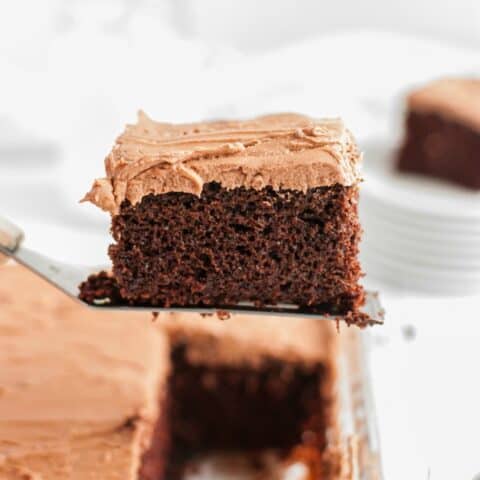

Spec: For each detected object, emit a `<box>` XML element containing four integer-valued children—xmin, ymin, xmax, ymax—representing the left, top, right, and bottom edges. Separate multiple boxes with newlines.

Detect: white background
<box><xmin>1</xmin><ymin>2</ymin><xmax>480</xmax><ymax>479</ymax></box>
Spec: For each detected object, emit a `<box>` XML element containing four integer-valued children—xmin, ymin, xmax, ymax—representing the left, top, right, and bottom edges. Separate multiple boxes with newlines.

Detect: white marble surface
<box><xmin>1</xmin><ymin>9</ymin><xmax>480</xmax><ymax>478</ymax></box>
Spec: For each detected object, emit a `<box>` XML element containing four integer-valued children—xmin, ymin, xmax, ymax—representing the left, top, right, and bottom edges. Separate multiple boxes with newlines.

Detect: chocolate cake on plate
<box><xmin>0</xmin><ymin>266</ymin><xmax>381</xmax><ymax>479</ymax></box>
<box><xmin>82</xmin><ymin>112</ymin><xmax>366</xmax><ymax>323</ymax></box>
<box><xmin>397</xmin><ymin>78</ymin><xmax>480</xmax><ymax>189</ymax></box>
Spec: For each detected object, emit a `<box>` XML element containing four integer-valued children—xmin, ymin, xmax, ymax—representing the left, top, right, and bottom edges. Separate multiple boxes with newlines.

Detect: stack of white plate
<box><xmin>360</xmin><ymin>141</ymin><xmax>480</xmax><ymax>295</ymax></box>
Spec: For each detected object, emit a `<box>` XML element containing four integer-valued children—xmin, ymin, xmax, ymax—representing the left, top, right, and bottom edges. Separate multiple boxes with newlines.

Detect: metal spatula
<box><xmin>0</xmin><ymin>216</ymin><xmax>384</xmax><ymax>324</ymax></box>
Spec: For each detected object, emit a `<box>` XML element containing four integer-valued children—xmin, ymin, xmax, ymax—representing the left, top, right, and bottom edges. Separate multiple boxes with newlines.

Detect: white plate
<box><xmin>360</xmin><ymin>194</ymin><xmax>480</xmax><ymax>235</ymax></box>
<box><xmin>361</xmin><ymin>234</ymin><xmax>480</xmax><ymax>270</ymax></box>
<box><xmin>361</xmin><ymin>251</ymin><xmax>480</xmax><ymax>295</ymax></box>
<box><xmin>362</xmin><ymin>248</ymin><xmax>480</xmax><ymax>280</ymax></box>
<box><xmin>360</xmin><ymin>141</ymin><xmax>480</xmax><ymax>294</ymax></box>
<box><xmin>362</xmin><ymin>222</ymin><xmax>480</xmax><ymax>256</ymax></box>
<box><xmin>361</xmin><ymin>142</ymin><xmax>480</xmax><ymax>221</ymax></box>
<box><xmin>361</xmin><ymin>215</ymin><xmax>480</xmax><ymax>254</ymax></box>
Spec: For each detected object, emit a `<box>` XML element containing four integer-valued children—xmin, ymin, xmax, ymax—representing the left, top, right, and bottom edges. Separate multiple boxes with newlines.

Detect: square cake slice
<box><xmin>82</xmin><ymin>112</ymin><xmax>365</xmax><ymax>322</ymax></box>
<box><xmin>397</xmin><ymin>78</ymin><xmax>480</xmax><ymax>189</ymax></box>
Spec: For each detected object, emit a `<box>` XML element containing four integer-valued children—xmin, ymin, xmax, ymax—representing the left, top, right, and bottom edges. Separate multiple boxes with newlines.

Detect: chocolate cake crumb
<box><xmin>216</xmin><ymin>310</ymin><xmax>231</xmax><ymax>320</ymax></box>
<box><xmin>78</xmin><ymin>271</ymin><xmax>122</xmax><ymax>305</ymax></box>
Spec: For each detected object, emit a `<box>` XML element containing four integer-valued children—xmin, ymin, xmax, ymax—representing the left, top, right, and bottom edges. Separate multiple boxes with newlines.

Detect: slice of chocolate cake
<box><xmin>1</xmin><ymin>266</ymin><xmax>380</xmax><ymax>480</ymax></box>
<box><xmin>397</xmin><ymin>78</ymin><xmax>480</xmax><ymax>189</ymax></box>
<box><xmin>82</xmin><ymin>112</ymin><xmax>365</xmax><ymax>322</ymax></box>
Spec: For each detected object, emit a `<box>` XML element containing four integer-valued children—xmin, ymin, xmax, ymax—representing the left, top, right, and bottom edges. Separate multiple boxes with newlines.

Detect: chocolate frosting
<box><xmin>161</xmin><ymin>312</ymin><xmax>338</xmax><ymax>368</ymax></box>
<box><xmin>83</xmin><ymin>112</ymin><xmax>362</xmax><ymax>215</ymax></box>
<box><xmin>408</xmin><ymin>78</ymin><xmax>480</xmax><ymax>131</ymax></box>
<box><xmin>0</xmin><ymin>266</ymin><xmax>169</xmax><ymax>480</ymax></box>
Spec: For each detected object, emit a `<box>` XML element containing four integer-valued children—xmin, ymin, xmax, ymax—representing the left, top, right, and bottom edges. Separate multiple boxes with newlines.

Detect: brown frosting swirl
<box><xmin>83</xmin><ymin>112</ymin><xmax>362</xmax><ymax>215</ymax></box>
<box><xmin>408</xmin><ymin>78</ymin><xmax>480</xmax><ymax>132</ymax></box>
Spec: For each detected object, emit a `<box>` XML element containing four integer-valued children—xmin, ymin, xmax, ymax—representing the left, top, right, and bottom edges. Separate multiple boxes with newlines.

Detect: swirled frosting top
<box><xmin>83</xmin><ymin>112</ymin><xmax>362</xmax><ymax>215</ymax></box>
<box><xmin>408</xmin><ymin>78</ymin><xmax>480</xmax><ymax>132</ymax></box>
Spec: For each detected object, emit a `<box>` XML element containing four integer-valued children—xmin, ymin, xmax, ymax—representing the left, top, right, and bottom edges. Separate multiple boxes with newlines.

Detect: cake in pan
<box><xmin>0</xmin><ymin>266</ymin><xmax>379</xmax><ymax>479</ymax></box>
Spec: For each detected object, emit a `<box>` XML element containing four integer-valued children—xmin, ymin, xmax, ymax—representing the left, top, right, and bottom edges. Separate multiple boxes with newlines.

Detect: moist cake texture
<box><xmin>1</xmin><ymin>266</ymin><xmax>360</xmax><ymax>480</ymax></box>
<box><xmin>83</xmin><ymin>112</ymin><xmax>366</xmax><ymax>322</ymax></box>
<box><xmin>397</xmin><ymin>78</ymin><xmax>480</xmax><ymax>189</ymax></box>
